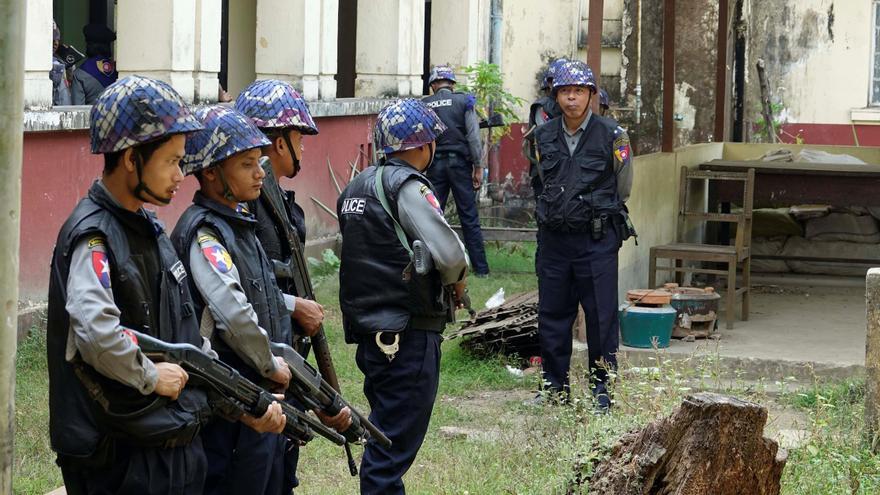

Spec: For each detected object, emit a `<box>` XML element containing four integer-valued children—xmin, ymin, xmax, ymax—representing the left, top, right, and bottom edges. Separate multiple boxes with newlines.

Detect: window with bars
<box><xmin>873</xmin><ymin>0</ymin><xmax>880</xmax><ymax>105</ymax></box>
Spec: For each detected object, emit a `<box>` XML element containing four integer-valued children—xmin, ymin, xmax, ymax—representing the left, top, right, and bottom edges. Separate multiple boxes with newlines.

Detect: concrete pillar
<box><xmin>866</xmin><ymin>268</ymin><xmax>880</xmax><ymax>451</ymax></box>
<box><xmin>355</xmin><ymin>0</ymin><xmax>424</xmax><ymax>97</ymax></box>
<box><xmin>194</xmin><ymin>0</ymin><xmax>222</xmax><ymax>102</ymax></box>
<box><xmin>23</xmin><ymin>0</ymin><xmax>52</xmax><ymax>109</ymax></box>
<box><xmin>116</xmin><ymin>0</ymin><xmax>197</xmax><ymax>101</ymax></box>
<box><xmin>0</xmin><ymin>0</ymin><xmax>24</xmax><ymax>490</ymax></box>
<box><xmin>429</xmin><ymin>0</ymin><xmax>487</xmax><ymax>75</ymax></box>
<box><xmin>255</xmin><ymin>0</ymin><xmax>338</xmax><ymax>100</ymax></box>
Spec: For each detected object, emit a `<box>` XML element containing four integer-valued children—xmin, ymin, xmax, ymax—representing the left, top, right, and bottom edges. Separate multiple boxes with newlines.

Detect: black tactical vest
<box><xmin>337</xmin><ymin>159</ymin><xmax>448</xmax><ymax>343</ymax></box>
<box><xmin>529</xmin><ymin>95</ymin><xmax>561</xmax><ymax>128</ymax></box>
<box><xmin>423</xmin><ymin>88</ymin><xmax>472</xmax><ymax>161</ymax></box>
<box><xmin>247</xmin><ymin>159</ymin><xmax>306</xmax><ymax>298</ymax></box>
<box><xmin>172</xmin><ymin>192</ymin><xmax>292</xmax><ymax>378</ymax></box>
<box><xmin>533</xmin><ymin>115</ymin><xmax>624</xmax><ymax>232</ymax></box>
<box><xmin>47</xmin><ymin>181</ymin><xmax>209</xmax><ymax>464</ymax></box>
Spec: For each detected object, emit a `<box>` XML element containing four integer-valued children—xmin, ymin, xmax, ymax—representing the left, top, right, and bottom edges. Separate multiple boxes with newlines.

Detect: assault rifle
<box><xmin>479</xmin><ymin>112</ymin><xmax>505</xmax><ymax>129</ymax></box>
<box><xmin>258</xmin><ymin>158</ymin><xmax>357</xmax><ymax>471</ymax></box>
<box><xmin>129</xmin><ymin>330</ymin><xmax>346</xmax><ymax>447</ymax></box>
<box><xmin>270</xmin><ymin>342</ymin><xmax>391</xmax><ymax>449</ymax></box>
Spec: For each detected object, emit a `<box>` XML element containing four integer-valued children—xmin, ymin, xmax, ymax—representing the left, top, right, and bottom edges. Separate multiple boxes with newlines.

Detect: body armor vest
<box><xmin>533</xmin><ymin>115</ymin><xmax>624</xmax><ymax>232</ymax></box>
<box><xmin>47</xmin><ymin>182</ymin><xmax>209</xmax><ymax>464</ymax></box>
<box><xmin>423</xmin><ymin>89</ymin><xmax>472</xmax><ymax>161</ymax></box>
<box><xmin>337</xmin><ymin>159</ymin><xmax>448</xmax><ymax>343</ymax></box>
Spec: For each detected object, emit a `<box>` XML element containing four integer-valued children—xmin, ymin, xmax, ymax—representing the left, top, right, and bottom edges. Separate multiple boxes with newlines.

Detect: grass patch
<box><xmin>15</xmin><ymin>242</ymin><xmax>880</xmax><ymax>493</ymax></box>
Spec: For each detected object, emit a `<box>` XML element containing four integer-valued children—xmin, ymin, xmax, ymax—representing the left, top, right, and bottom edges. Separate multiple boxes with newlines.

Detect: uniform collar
<box><xmin>563</xmin><ymin>110</ymin><xmax>593</xmax><ymax>137</ymax></box>
<box><xmin>88</xmin><ymin>180</ymin><xmax>164</xmax><ymax>237</ymax></box>
<box><xmin>193</xmin><ymin>190</ymin><xmax>257</xmax><ymax>226</ymax></box>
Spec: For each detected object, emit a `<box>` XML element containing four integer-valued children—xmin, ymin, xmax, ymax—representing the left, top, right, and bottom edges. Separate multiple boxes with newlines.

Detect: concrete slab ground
<box><xmin>575</xmin><ymin>283</ymin><xmax>867</xmax><ymax>382</ymax></box>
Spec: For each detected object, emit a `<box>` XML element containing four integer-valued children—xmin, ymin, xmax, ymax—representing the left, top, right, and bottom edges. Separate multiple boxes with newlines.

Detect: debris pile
<box><xmin>444</xmin><ymin>291</ymin><xmax>539</xmax><ymax>360</ymax></box>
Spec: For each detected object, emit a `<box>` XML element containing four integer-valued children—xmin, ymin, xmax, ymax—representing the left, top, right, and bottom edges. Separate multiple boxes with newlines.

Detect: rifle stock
<box><xmin>130</xmin><ymin>330</ymin><xmax>345</xmax><ymax>446</ymax></box>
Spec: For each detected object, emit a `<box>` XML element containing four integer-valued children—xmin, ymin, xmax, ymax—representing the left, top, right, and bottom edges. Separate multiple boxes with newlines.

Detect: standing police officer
<box><xmin>46</xmin><ymin>76</ymin><xmax>282</xmax><ymax>495</ymax></box>
<box><xmin>171</xmin><ymin>105</ymin><xmax>313</xmax><ymax>495</ymax></box>
<box><xmin>337</xmin><ymin>99</ymin><xmax>469</xmax><ymax>494</ymax></box>
<box><xmin>235</xmin><ymin>79</ymin><xmax>350</xmax><ymax>495</ymax></box>
<box><xmin>71</xmin><ymin>23</ymin><xmax>118</xmax><ymax>105</ymax></box>
<box><xmin>422</xmin><ymin>65</ymin><xmax>489</xmax><ymax>277</ymax></box>
<box><xmin>597</xmin><ymin>88</ymin><xmax>610</xmax><ymax>117</ymax></box>
<box><xmin>531</xmin><ymin>61</ymin><xmax>635</xmax><ymax>412</ymax></box>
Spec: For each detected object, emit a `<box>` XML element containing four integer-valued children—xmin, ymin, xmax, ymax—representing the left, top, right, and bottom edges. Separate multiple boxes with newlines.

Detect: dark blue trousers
<box><xmin>59</xmin><ymin>437</ymin><xmax>208</xmax><ymax>495</ymax></box>
<box><xmin>202</xmin><ymin>416</ymin><xmax>283</xmax><ymax>495</ymax></box>
<box><xmin>426</xmin><ymin>153</ymin><xmax>490</xmax><ymax>275</ymax></box>
<box><xmin>356</xmin><ymin>330</ymin><xmax>441</xmax><ymax>495</ymax></box>
<box><xmin>537</xmin><ymin>229</ymin><xmax>620</xmax><ymax>394</ymax></box>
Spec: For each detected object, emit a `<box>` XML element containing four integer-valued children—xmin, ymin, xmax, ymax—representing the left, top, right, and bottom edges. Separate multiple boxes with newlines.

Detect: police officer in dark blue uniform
<box><xmin>337</xmin><ymin>99</ymin><xmax>469</xmax><ymax>494</ymax></box>
<box><xmin>171</xmin><ymin>106</ymin><xmax>316</xmax><ymax>495</ymax></box>
<box><xmin>523</xmin><ymin>58</ymin><xmax>567</xmax><ymax>198</ymax></box>
<box><xmin>422</xmin><ymin>65</ymin><xmax>490</xmax><ymax>277</ymax></box>
<box><xmin>598</xmin><ymin>88</ymin><xmax>610</xmax><ymax>117</ymax></box>
<box><xmin>46</xmin><ymin>76</ymin><xmax>283</xmax><ymax>495</ymax></box>
<box><xmin>531</xmin><ymin>61</ymin><xmax>636</xmax><ymax>412</ymax></box>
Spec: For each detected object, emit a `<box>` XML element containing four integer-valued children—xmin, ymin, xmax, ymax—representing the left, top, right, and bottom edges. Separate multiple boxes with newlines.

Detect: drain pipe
<box><xmin>486</xmin><ymin>0</ymin><xmax>502</xmax><ymax>189</ymax></box>
<box><xmin>0</xmin><ymin>0</ymin><xmax>25</xmax><ymax>491</ymax></box>
<box><xmin>634</xmin><ymin>0</ymin><xmax>642</xmax><ymax>125</ymax></box>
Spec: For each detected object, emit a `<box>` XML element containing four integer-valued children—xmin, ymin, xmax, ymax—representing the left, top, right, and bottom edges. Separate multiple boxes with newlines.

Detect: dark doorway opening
<box><xmin>337</xmin><ymin>0</ymin><xmax>358</xmax><ymax>98</ymax></box>
<box><xmin>732</xmin><ymin>0</ymin><xmax>746</xmax><ymax>142</ymax></box>
<box><xmin>220</xmin><ymin>0</ymin><xmax>229</xmax><ymax>91</ymax></box>
<box><xmin>422</xmin><ymin>0</ymin><xmax>432</xmax><ymax>95</ymax></box>
<box><xmin>53</xmin><ymin>0</ymin><xmax>115</xmax><ymax>55</ymax></box>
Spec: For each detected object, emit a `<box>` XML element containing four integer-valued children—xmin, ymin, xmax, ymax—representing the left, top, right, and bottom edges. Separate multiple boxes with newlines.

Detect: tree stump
<box><xmin>589</xmin><ymin>393</ymin><xmax>787</xmax><ymax>495</ymax></box>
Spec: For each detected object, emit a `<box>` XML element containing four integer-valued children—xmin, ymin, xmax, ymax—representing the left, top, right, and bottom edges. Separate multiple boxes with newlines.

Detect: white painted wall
<box><xmin>24</xmin><ymin>0</ymin><xmax>53</xmax><ymax>109</ymax></box>
<box><xmin>355</xmin><ymin>0</ymin><xmax>423</xmax><ymax>97</ymax></box>
<box><xmin>429</xmin><ymin>0</ymin><xmax>489</xmax><ymax>75</ymax></box>
<box><xmin>117</xmin><ymin>0</ymin><xmax>197</xmax><ymax>101</ymax></box>
<box><xmin>227</xmin><ymin>0</ymin><xmax>257</xmax><ymax>97</ymax></box>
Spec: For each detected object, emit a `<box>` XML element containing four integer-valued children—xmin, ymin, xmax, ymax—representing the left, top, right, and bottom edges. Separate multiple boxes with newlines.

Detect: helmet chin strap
<box><xmin>132</xmin><ymin>150</ymin><xmax>172</xmax><ymax>206</ymax></box>
<box><xmin>214</xmin><ymin>166</ymin><xmax>239</xmax><ymax>203</ymax></box>
<box><xmin>282</xmin><ymin>131</ymin><xmax>301</xmax><ymax>177</ymax></box>
<box><xmin>424</xmin><ymin>142</ymin><xmax>436</xmax><ymax>171</ymax></box>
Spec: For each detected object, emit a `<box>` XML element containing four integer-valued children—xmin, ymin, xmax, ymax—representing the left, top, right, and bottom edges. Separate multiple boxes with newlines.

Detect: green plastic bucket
<box><xmin>618</xmin><ymin>303</ymin><xmax>677</xmax><ymax>349</ymax></box>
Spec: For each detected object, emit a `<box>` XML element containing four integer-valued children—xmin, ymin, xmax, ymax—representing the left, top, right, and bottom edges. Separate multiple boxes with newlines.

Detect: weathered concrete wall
<box><xmin>744</xmin><ymin>1</ymin><xmax>873</xmax><ymax>134</ymax></box>
<box><xmin>673</xmin><ymin>0</ymin><xmax>721</xmax><ymax>146</ymax></box>
<box><xmin>621</xmin><ymin>0</ymin><xmax>664</xmax><ymax>154</ymax></box>
<box><xmin>618</xmin><ymin>143</ymin><xmax>723</xmax><ymax>299</ymax></box>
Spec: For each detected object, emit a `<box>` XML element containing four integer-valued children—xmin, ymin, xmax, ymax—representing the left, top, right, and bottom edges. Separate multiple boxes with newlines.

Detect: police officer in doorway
<box><xmin>46</xmin><ymin>76</ymin><xmax>284</xmax><ymax>495</ymax></box>
<box><xmin>171</xmin><ymin>106</ymin><xmax>336</xmax><ymax>495</ymax></box>
<box><xmin>422</xmin><ymin>65</ymin><xmax>490</xmax><ymax>277</ymax></box>
<box><xmin>531</xmin><ymin>61</ymin><xmax>636</xmax><ymax>412</ymax></box>
<box><xmin>71</xmin><ymin>23</ymin><xmax>118</xmax><ymax>105</ymax></box>
<box><xmin>337</xmin><ymin>99</ymin><xmax>469</xmax><ymax>494</ymax></box>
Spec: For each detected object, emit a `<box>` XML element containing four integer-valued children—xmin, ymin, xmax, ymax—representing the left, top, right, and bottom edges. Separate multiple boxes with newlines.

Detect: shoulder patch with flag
<box><xmin>88</xmin><ymin>237</ymin><xmax>112</xmax><ymax>289</ymax></box>
<box><xmin>199</xmin><ymin>235</ymin><xmax>233</xmax><ymax>274</ymax></box>
<box><xmin>613</xmin><ymin>129</ymin><xmax>631</xmax><ymax>163</ymax></box>
<box><xmin>419</xmin><ymin>184</ymin><xmax>444</xmax><ymax>216</ymax></box>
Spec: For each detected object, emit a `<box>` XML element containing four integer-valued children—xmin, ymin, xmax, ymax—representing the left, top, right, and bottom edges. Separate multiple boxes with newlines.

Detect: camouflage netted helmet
<box><xmin>428</xmin><ymin>65</ymin><xmax>457</xmax><ymax>85</ymax></box>
<box><xmin>89</xmin><ymin>75</ymin><xmax>203</xmax><ymax>154</ymax></box>
<box><xmin>234</xmin><ymin>79</ymin><xmax>319</xmax><ymax>135</ymax></box>
<box><xmin>552</xmin><ymin>60</ymin><xmax>597</xmax><ymax>94</ymax></box>
<box><xmin>182</xmin><ymin>105</ymin><xmax>271</xmax><ymax>175</ymax></box>
<box><xmin>373</xmin><ymin>99</ymin><xmax>447</xmax><ymax>156</ymax></box>
<box><xmin>542</xmin><ymin>58</ymin><xmax>569</xmax><ymax>90</ymax></box>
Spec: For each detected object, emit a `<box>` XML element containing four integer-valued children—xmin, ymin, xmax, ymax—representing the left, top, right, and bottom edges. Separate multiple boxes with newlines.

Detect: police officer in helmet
<box><xmin>337</xmin><ymin>99</ymin><xmax>469</xmax><ymax>494</ymax></box>
<box><xmin>523</xmin><ymin>58</ymin><xmax>567</xmax><ymax>197</ymax></box>
<box><xmin>422</xmin><ymin>65</ymin><xmax>490</xmax><ymax>277</ymax></box>
<box><xmin>171</xmin><ymin>106</ymin><xmax>323</xmax><ymax>495</ymax></box>
<box><xmin>46</xmin><ymin>76</ymin><xmax>282</xmax><ymax>495</ymax></box>
<box><xmin>530</xmin><ymin>61</ymin><xmax>635</xmax><ymax>412</ymax></box>
<box><xmin>597</xmin><ymin>88</ymin><xmax>610</xmax><ymax>117</ymax></box>
<box><xmin>235</xmin><ymin>79</ymin><xmax>351</xmax><ymax>494</ymax></box>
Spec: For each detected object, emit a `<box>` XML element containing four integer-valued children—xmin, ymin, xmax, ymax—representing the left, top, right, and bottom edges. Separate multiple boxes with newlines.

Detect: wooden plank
<box><xmin>700</xmin><ymin>159</ymin><xmax>880</xmax><ymax>177</ymax></box>
<box><xmin>754</xmin><ymin>254</ymin><xmax>880</xmax><ymax>264</ymax></box>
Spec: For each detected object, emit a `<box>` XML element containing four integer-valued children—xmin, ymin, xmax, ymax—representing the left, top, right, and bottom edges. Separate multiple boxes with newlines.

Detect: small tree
<box><xmin>457</xmin><ymin>61</ymin><xmax>525</xmax><ymax>143</ymax></box>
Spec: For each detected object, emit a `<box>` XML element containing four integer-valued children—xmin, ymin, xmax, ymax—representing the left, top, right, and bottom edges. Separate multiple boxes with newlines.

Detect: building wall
<box><xmin>226</xmin><ymin>0</ymin><xmax>257</xmax><ymax>97</ymax></box>
<box><xmin>19</xmin><ymin>112</ymin><xmax>377</xmax><ymax>300</ymax></box>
